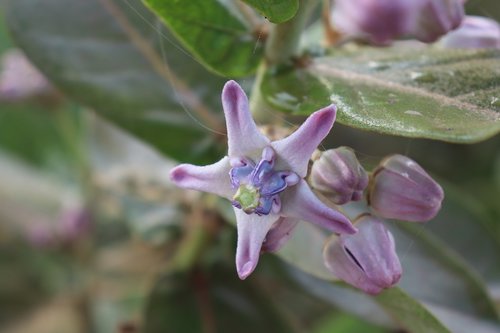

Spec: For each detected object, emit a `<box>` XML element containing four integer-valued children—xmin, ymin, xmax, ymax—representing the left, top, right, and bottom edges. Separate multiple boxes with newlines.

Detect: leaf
<box><xmin>312</xmin><ymin>313</ymin><xmax>386</xmax><ymax>333</ymax></box>
<box><xmin>374</xmin><ymin>287</ymin><xmax>452</xmax><ymax>333</ymax></box>
<box><xmin>277</xmin><ymin>223</ymin><xmax>332</xmax><ymax>280</ymax></box>
<box><xmin>143</xmin><ymin>0</ymin><xmax>264</xmax><ymax>77</ymax></box>
<box><xmin>289</xmin><ymin>269</ymin><xmax>450</xmax><ymax>333</ymax></box>
<box><xmin>144</xmin><ymin>266</ymin><xmax>295</xmax><ymax>333</ymax></box>
<box><xmin>7</xmin><ymin>0</ymin><xmax>226</xmax><ymax>164</ymax></box>
<box><xmin>425</xmin><ymin>182</ymin><xmax>500</xmax><ymax>286</ymax></box>
<box><xmin>391</xmin><ymin>222</ymin><xmax>500</xmax><ymax>321</ymax></box>
<box><xmin>241</xmin><ymin>0</ymin><xmax>299</xmax><ymax>23</ymax></box>
<box><xmin>261</xmin><ymin>48</ymin><xmax>500</xmax><ymax>143</ymax></box>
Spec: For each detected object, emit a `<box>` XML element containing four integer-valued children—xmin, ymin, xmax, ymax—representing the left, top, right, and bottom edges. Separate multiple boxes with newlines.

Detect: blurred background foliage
<box><xmin>0</xmin><ymin>0</ymin><xmax>499</xmax><ymax>332</ymax></box>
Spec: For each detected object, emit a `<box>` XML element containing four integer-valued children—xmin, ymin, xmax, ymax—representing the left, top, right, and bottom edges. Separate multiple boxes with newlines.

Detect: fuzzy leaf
<box><xmin>7</xmin><ymin>0</ymin><xmax>226</xmax><ymax>164</ymax></box>
<box><xmin>143</xmin><ymin>0</ymin><xmax>264</xmax><ymax>76</ymax></box>
<box><xmin>241</xmin><ymin>0</ymin><xmax>299</xmax><ymax>23</ymax></box>
<box><xmin>262</xmin><ymin>48</ymin><xmax>500</xmax><ymax>143</ymax></box>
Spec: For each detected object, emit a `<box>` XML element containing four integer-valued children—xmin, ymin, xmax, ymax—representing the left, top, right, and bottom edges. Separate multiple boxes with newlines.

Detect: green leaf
<box><xmin>391</xmin><ymin>223</ymin><xmax>499</xmax><ymax>321</ymax></box>
<box><xmin>277</xmin><ymin>223</ymin><xmax>332</xmax><ymax>280</ymax></box>
<box><xmin>290</xmin><ymin>269</ymin><xmax>450</xmax><ymax>333</ymax></box>
<box><xmin>143</xmin><ymin>0</ymin><xmax>264</xmax><ymax>77</ymax></box>
<box><xmin>261</xmin><ymin>48</ymin><xmax>500</xmax><ymax>143</ymax></box>
<box><xmin>425</xmin><ymin>182</ymin><xmax>500</xmax><ymax>286</ymax></box>
<box><xmin>374</xmin><ymin>287</ymin><xmax>452</xmax><ymax>333</ymax></box>
<box><xmin>7</xmin><ymin>0</ymin><xmax>226</xmax><ymax>164</ymax></box>
<box><xmin>241</xmin><ymin>0</ymin><xmax>299</xmax><ymax>23</ymax></box>
<box><xmin>144</xmin><ymin>266</ymin><xmax>295</xmax><ymax>333</ymax></box>
<box><xmin>312</xmin><ymin>313</ymin><xmax>387</xmax><ymax>333</ymax></box>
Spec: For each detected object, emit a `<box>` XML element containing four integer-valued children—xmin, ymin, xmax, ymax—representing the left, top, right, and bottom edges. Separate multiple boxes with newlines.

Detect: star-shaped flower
<box><xmin>170</xmin><ymin>81</ymin><xmax>356</xmax><ymax>279</ymax></box>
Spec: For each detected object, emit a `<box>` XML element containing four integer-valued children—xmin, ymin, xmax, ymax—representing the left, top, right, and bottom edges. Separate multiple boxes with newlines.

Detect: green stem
<box><xmin>250</xmin><ymin>0</ymin><xmax>319</xmax><ymax>123</ymax></box>
<box><xmin>169</xmin><ymin>206</ymin><xmax>218</xmax><ymax>272</ymax></box>
<box><xmin>264</xmin><ymin>0</ymin><xmax>319</xmax><ymax>65</ymax></box>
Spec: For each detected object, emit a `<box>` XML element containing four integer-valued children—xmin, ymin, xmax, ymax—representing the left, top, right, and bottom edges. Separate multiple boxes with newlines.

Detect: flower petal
<box><xmin>222</xmin><ymin>80</ymin><xmax>269</xmax><ymax>158</ymax></box>
<box><xmin>169</xmin><ymin>156</ymin><xmax>233</xmax><ymax>199</ymax></box>
<box><xmin>234</xmin><ymin>208</ymin><xmax>279</xmax><ymax>279</ymax></box>
<box><xmin>261</xmin><ymin>217</ymin><xmax>299</xmax><ymax>253</ymax></box>
<box><xmin>342</xmin><ymin>216</ymin><xmax>402</xmax><ymax>289</ymax></box>
<box><xmin>323</xmin><ymin>215</ymin><xmax>402</xmax><ymax>295</ymax></box>
<box><xmin>323</xmin><ymin>234</ymin><xmax>383</xmax><ymax>295</ymax></box>
<box><xmin>272</xmin><ymin>105</ymin><xmax>336</xmax><ymax>177</ymax></box>
<box><xmin>281</xmin><ymin>180</ymin><xmax>356</xmax><ymax>234</ymax></box>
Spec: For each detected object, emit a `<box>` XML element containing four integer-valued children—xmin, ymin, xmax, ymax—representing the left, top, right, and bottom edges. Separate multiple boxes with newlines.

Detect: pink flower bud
<box><xmin>411</xmin><ymin>0</ymin><xmax>465</xmax><ymax>42</ymax></box>
<box><xmin>440</xmin><ymin>16</ymin><xmax>500</xmax><ymax>49</ymax></box>
<box><xmin>310</xmin><ymin>147</ymin><xmax>368</xmax><ymax>205</ymax></box>
<box><xmin>331</xmin><ymin>0</ymin><xmax>412</xmax><ymax>45</ymax></box>
<box><xmin>323</xmin><ymin>214</ymin><xmax>402</xmax><ymax>295</ymax></box>
<box><xmin>368</xmin><ymin>155</ymin><xmax>444</xmax><ymax>222</ymax></box>
<box><xmin>331</xmin><ymin>0</ymin><xmax>464</xmax><ymax>45</ymax></box>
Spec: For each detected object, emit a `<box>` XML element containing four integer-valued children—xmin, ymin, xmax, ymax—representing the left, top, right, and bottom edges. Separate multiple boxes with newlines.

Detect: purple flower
<box><xmin>170</xmin><ymin>81</ymin><xmax>356</xmax><ymax>279</ymax></box>
<box><xmin>368</xmin><ymin>154</ymin><xmax>444</xmax><ymax>222</ymax></box>
<box><xmin>57</xmin><ymin>206</ymin><xmax>91</xmax><ymax>243</ymax></box>
<box><xmin>323</xmin><ymin>214</ymin><xmax>402</xmax><ymax>295</ymax></box>
<box><xmin>440</xmin><ymin>16</ymin><xmax>500</xmax><ymax>49</ymax></box>
<box><xmin>412</xmin><ymin>0</ymin><xmax>465</xmax><ymax>43</ymax></box>
<box><xmin>0</xmin><ymin>49</ymin><xmax>54</xmax><ymax>101</ymax></box>
<box><xmin>332</xmin><ymin>0</ymin><xmax>412</xmax><ymax>45</ymax></box>
<box><xmin>309</xmin><ymin>147</ymin><xmax>368</xmax><ymax>205</ymax></box>
<box><xmin>331</xmin><ymin>0</ymin><xmax>464</xmax><ymax>45</ymax></box>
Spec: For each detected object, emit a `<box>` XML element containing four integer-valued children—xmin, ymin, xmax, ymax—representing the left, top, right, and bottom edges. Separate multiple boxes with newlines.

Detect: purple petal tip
<box><xmin>169</xmin><ymin>165</ymin><xmax>187</xmax><ymax>184</ymax></box>
<box><xmin>238</xmin><ymin>261</ymin><xmax>255</xmax><ymax>280</ymax></box>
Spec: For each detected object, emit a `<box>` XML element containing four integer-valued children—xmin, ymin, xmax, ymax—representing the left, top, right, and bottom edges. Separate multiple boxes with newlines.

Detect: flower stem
<box><xmin>170</xmin><ymin>206</ymin><xmax>220</xmax><ymax>272</ymax></box>
<box><xmin>250</xmin><ymin>0</ymin><xmax>319</xmax><ymax>123</ymax></box>
<box><xmin>265</xmin><ymin>0</ymin><xmax>319</xmax><ymax>65</ymax></box>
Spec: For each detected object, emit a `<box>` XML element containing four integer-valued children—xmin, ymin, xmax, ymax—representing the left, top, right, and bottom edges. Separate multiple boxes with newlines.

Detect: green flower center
<box><xmin>233</xmin><ymin>184</ymin><xmax>260</xmax><ymax>214</ymax></box>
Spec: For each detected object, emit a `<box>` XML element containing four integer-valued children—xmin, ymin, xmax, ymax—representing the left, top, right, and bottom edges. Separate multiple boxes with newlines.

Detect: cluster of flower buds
<box><xmin>330</xmin><ymin>0</ymin><xmax>464</xmax><ymax>45</ymax></box>
<box><xmin>309</xmin><ymin>150</ymin><xmax>443</xmax><ymax>294</ymax></box>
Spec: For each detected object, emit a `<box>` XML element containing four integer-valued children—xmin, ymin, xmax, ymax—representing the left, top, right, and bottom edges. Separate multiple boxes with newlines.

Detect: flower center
<box><xmin>233</xmin><ymin>184</ymin><xmax>260</xmax><ymax>214</ymax></box>
<box><xmin>229</xmin><ymin>146</ymin><xmax>299</xmax><ymax>216</ymax></box>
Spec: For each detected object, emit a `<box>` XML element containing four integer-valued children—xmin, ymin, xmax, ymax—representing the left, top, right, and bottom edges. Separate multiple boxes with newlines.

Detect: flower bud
<box><xmin>368</xmin><ymin>155</ymin><xmax>444</xmax><ymax>222</ymax></box>
<box><xmin>440</xmin><ymin>16</ymin><xmax>500</xmax><ymax>49</ymax></box>
<box><xmin>411</xmin><ymin>0</ymin><xmax>465</xmax><ymax>43</ymax></box>
<box><xmin>330</xmin><ymin>0</ymin><xmax>464</xmax><ymax>45</ymax></box>
<box><xmin>331</xmin><ymin>0</ymin><xmax>412</xmax><ymax>45</ymax></box>
<box><xmin>310</xmin><ymin>147</ymin><xmax>368</xmax><ymax>205</ymax></box>
<box><xmin>323</xmin><ymin>214</ymin><xmax>402</xmax><ymax>295</ymax></box>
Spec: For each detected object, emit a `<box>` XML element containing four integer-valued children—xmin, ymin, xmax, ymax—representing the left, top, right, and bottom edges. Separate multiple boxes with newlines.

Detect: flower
<box><xmin>309</xmin><ymin>147</ymin><xmax>368</xmax><ymax>204</ymax></box>
<box><xmin>323</xmin><ymin>214</ymin><xmax>402</xmax><ymax>295</ymax></box>
<box><xmin>331</xmin><ymin>0</ymin><xmax>464</xmax><ymax>45</ymax></box>
<box><xmin>440</xmin><ymin>16</ymin><xmax>500</xmax><ymax>49</ymax></box>
<box><xmin>367</xmin><ymin>154</ymin><xmax>444</xmax><ymax>222</ymax></box>
<box><xmin>170</xmin><ymin>80</ymin><xmax>356</xmax><ymax>279</ymax></box>
<box><xmin>331</xmin><ymin>0</ymin><xmax>412</xmax><ymax>45</ymax></box>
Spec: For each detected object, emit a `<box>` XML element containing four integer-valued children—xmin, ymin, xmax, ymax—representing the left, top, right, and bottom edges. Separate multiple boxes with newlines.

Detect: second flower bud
<box><xmin>310</xmin><ymin>147</ymin><xmax>368</xmax><ymax>205</ymax></box>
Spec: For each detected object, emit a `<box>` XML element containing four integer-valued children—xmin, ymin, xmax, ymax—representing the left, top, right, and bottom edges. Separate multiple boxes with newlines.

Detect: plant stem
<box><xmin>250</xmin><ymin>0</ymin><xmax>319</xmax><ymax>123</ymax></box>
<box><xmin>265</xmin><ymin>0</ymin><xmax>319</xmax><ymax>65</ymax></box>
<box><xmin>170</xmin><ymin>205</ymin><xmax>219</xmax><ymax>272</ymax></box>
